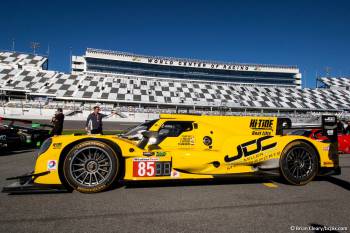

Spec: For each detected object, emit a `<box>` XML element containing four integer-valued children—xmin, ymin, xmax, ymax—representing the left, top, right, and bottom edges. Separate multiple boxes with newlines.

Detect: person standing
<box><xmin>85</xmin><ymin>106</ymin><xmax>108</xmax><ymax>134</ymax></box>
<box><xmin>51</xmin><ymin>108</ymin><xmax>65</xmax><ymax>136</ymax></box>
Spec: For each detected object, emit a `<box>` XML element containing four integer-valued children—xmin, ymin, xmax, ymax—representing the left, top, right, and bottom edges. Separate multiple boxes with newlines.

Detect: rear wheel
<box><xmin>280</xmin><ymin>141</ymin><xmax>319</xmax><ymax>185</ymax></box>
<box><xmin>63</xmin><ymin>140</ymin><xmax>120</xmax><ymax>193</ymax></box>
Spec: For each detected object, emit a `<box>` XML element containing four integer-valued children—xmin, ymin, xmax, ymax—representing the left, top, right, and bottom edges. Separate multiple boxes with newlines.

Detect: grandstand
<box><xmin>0</xmin><ymin>51</ymin><xmax>48</xmax><ymax>70</ymax></box>
<box><xmin>0</xmin><ymin>49</ymin><xmax>350</xmax><ymax>123</ymax></box>
<box><xmin>72</xmin><ymin>48</ymin><xmax>302</xmax><ymax>88</ymax></box>
<box><xmin>318</xmin><ymin>77</ymin><xmax>350</xmax><ymax>90</ymax></box>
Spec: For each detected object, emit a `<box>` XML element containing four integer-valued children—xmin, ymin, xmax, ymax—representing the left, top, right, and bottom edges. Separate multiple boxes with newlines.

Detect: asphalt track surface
<box><xmin>0</xmin><ymin>150</ymin><xmax>349</xmax><ymax>233</ymax></box>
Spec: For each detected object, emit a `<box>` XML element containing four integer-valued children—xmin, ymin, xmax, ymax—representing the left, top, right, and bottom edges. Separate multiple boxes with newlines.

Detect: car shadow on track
<box><xmin>314</xmin><ymin>176</ymin><xmax>350</xmax><ymax>191</ymax></box>
<box><xmin>6</xmin><ymin>190</ymin><xmax>72</xmax><ymax>196</ymax></box>
<box><xmin>122</xmin><ymin>176</ymin><xmax>276</xmax><ymax>189</ymax></box>
<box><xmin>3</xmin><ymin>177</ymin><xmax>277</xmax><ymax>195</ymax></box>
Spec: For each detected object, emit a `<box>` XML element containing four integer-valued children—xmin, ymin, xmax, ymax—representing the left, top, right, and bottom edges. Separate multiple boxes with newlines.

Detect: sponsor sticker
<box><xmin>156</xmin><ymin>151</ymin><xmax>167</xmax><ymax>157</ymax></box>
<box><xmin>178</xmin><ymin>135</ymin><xmax>195</xmax><ymax>146</ymax></box>
<box><xmin>171</xmin><ymin>170</ymin><xmax>180</xmax><ymax>178</ymax></box>
<box><xmin>327</xmin><ymin>130</ymin><xmax>334</xmax><ymax>135</ymax></box>
<box><xmin>324</xmin><ymin>117</ymin><xmax>335</xmax><ymax>123</ymax></box>
<box><xmin>143</xmin><ymin>152</ymin><xmax>154</xmax><ymax>156</ymax></box>
<box><xmin>249</xmin><ymin>119</ymin><xmax>273</xmax><ymax>131</ymax></box>
<box><xmin>224</xmin><ymin>136</ymin><xmax>277</xmax><ymax>163</ymax></box>
<box><xmin>133</xmin><ymin>157</ymin><xmax>159</xmax><ymax>162</ymax></box>
<box><xmin>53</xmin><ymin>143</ymin><xmax>62</xmax><ymax>149</ymax></box>
<box><xmin>323</xmin><ymin>161</ymin><xmax>334</xmax><ymax>165</ymax></box>
<box><xmin>47</xmin><ymin>160</ymin><xmax>57</xmax><ymax>171</ymax></box>
<box><xmin>252</xmin><ymin>131</ymin><xmax>271</xmax><ymax>136</ymax></box>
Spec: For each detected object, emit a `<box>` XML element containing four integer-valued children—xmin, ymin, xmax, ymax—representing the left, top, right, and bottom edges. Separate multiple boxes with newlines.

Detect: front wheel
<box><xmin>280</xmin><ymin>141</ymin><xmax>319</xmax><ymax>185</ymax></box>
<box><xmin>63</xmin><ymin>140</ymin><xmax>120</xmax><ymax>193</ymax></box>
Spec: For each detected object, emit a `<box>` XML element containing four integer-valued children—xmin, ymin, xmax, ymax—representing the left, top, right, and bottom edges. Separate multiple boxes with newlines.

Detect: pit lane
<box><xmin>0</xmin><ymin>150</ymin><xmax>349</xmax><ymax>233</ymax></box>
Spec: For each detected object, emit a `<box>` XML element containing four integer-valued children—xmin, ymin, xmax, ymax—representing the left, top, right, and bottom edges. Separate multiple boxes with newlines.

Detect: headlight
<box><xmin>37</xmin><ymin>137</ymin><xmax>52</xmax><ymax>157</ymax></box>
<box><xmin>148</xmin><ymin>137</ymin><xmax>157</xmax><ymax>145</ymax></box>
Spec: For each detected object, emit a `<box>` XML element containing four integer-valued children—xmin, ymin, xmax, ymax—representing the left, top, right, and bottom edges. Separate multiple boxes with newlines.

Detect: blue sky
<box><xmin>0</xmin><ymin>0</ymin><xmax>349</xmax><ymax>87</ymax></box>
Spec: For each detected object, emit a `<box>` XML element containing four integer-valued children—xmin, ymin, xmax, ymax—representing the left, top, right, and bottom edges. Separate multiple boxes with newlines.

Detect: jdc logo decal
<box><xmin>224</xmin><ymin>136</ymin><xmax>277</xmax><ymax>162</ymax></box>
<box><xmin>250</xmin><ymin>119</ymin><xmax>273</xmax><ymax>130</ymax></box>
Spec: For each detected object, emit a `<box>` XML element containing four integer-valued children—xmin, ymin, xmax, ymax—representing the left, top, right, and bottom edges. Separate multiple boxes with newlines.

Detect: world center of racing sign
<box><xmin>86</xmin><ymin>48</ymin><xmax>299</xmax><ymax>74</ymax></box>
<box><xmin>146</xmin><ymin>58</ymin><xmax>255</xmax><ymax>71</ymax></box>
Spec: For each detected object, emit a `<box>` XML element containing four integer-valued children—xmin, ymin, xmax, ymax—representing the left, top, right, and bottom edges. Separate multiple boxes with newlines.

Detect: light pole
<box><xmin>12</xmin><ymin>38</ymin><xmax>15</xmax><ymax>51</ymax></box>
<box><xmin>30</xmin><ymin>42</ymin><xmax>40</xmax><ymax>55</ymax></box>
<box><xmin>69</xmin><ymin>47</ymin><xmax>72</xmax><ymax>71</ymax></box>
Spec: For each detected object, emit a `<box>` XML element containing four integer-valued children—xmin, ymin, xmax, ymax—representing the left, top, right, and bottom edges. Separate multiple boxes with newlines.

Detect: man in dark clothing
<box><xmin>51</xmin><ymin>108</ymin><xmax>65</xmax><ymax>136</ymax></box>
<box><xmin>85</xmin><ymin>106</ymin><xmax>108</xmax><ymax>134</ymax></box>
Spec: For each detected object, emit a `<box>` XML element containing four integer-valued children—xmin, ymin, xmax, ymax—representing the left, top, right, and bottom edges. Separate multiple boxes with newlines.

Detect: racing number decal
<box><xmin>134</xmin><ymin>161</ymin><xmax>155</xmax><ymax>177</ymax></box>
<box><xmin>224</xmin><ymin>136</ymin><xmax>277</xmax><ymax>162</ymax></box>
<box><xmin>133</xmin><ymin>160</ymin><xmax>172</xmax><ymax>177</ymax></box>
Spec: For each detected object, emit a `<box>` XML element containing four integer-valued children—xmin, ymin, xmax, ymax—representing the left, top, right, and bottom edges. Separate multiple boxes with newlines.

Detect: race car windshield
<box><xmin>158</xmin><ymin>121</ymin><xmax>193</xmax><ymax>137</ymax></box>
<box><xmin>121</xmin><ymin>120</ymin><xmax>158</xmax><ymax>140</ymax></box>
<box><xmin>137</xmin><ymin>121</ymin><xmax>194</xmax><ymax>149</ymax></box>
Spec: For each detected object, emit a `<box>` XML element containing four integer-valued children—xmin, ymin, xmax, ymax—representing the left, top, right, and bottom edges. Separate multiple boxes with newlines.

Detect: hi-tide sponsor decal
<box><xmin>133</xmin><ymin>158</ymin><xmax>171</xmax><ymax>177</ymax></box>
<box><xmin>250</xmin><ymin>119</ymin><xmax>274</xmax><ymax>136</ymax></box>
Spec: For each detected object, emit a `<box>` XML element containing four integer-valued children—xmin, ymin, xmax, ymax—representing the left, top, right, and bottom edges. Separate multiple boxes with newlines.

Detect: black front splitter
<box><xmin>2</xmin><ymin>171</ymin><xmax>68</xmax><ymax>194</ymax></box>
<box><xmin>2</xmin><ymin>182</ymin><xmax>68</xmax><ymax>194</ymax></box>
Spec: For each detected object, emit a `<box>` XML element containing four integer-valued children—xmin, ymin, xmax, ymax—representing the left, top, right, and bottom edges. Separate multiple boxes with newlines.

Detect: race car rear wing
<box><xmin>282</xmin><ymin>115</ymin><xmax>338</xmax><ymax>143</ymax></box>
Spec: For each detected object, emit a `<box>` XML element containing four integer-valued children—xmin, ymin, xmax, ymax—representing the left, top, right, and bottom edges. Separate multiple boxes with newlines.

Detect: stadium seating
<box><xmin>320</xmin><ymin>77</ymin><xmax>350</xmax><ymax>89</ymax></box>
<box><xmin>0</xmin><ymin>51</ymin><xmax>350</xmax><ymax>113</ymax></box>
<box><xmin>0</xmin><ymin>51</ymin><xmax>47</xmax><ymax>69</ymax></box>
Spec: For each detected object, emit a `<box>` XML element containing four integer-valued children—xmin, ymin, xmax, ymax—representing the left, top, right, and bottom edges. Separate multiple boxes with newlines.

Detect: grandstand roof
<box><xmin>85</xmin><ymin>48</ymin><xmax>299</xmax><ymax>71</ymax></box>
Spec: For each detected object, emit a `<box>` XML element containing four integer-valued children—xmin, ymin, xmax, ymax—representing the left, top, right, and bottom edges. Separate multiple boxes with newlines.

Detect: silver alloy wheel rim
<box><xmin>69</xmin><ymin>146</ymin><xmax>112</xmax><ymax>187</ymax></box>
<box><xmin>286</xmin><ymin>147</ymin><xmax>313</xmax><ymax>180</ymax></box>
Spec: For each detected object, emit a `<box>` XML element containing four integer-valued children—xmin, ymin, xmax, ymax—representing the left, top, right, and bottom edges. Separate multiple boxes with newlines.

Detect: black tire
<box><xmin>18</xmin><ymin>132</ymin><xmax>27</xmax><ymax>143</ymax></box>
<box><xmin>280</xmin><ymin>141</ymin><xmax>319</xmax><ymax>185</ymax></box>
<box><xmin>63</xmin><ymin>140</ymin><xmax>120</xmax><ymax>193</ymax></box>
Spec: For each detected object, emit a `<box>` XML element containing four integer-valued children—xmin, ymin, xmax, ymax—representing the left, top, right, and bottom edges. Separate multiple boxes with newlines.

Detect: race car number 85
<box><xmin>137</xmin><ymin>161</ymin><xmax>154</xmax><ymax>176</ymax></box>
<box><xmin>133</xmin><ymin>161</ymin><xmax>171</xmax><ymax>177</ymax></box>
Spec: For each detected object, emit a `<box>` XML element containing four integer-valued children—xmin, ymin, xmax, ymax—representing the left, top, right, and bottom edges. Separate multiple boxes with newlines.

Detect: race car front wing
<box><xmin>2</xmin><ymin>171</ymin><xmax>68</xmax><ymax>194</ymax></box>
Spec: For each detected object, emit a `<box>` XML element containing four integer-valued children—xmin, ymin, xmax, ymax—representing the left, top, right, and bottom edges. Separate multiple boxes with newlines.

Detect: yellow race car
<box><xmin>3</xmin><ymin>114</ymin><xmax>341</xmax><ymax>193</ymax></box>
